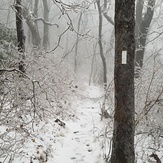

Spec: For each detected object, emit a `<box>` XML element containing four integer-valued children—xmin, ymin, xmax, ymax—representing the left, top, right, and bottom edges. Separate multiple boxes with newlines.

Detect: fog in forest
<box><xmin>0</xmin><ymin>0</ymin><xmax>163</xmax><ymax>163</ymax></box>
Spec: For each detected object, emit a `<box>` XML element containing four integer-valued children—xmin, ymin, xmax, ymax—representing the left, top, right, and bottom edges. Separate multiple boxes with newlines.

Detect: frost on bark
<box><xmin>15</xmin><ymin>0</ymin><xmax>25</xmax><ymax>73</ymax></box>
<box><xmin>111</xmin><ymin>0</ymin><xmax>135</xmax><ymax>163</ymax></box>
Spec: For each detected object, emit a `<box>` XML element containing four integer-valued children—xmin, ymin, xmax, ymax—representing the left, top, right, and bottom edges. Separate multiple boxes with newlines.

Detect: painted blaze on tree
<box><xmin>111</xmin><ymin>0</ymin><xmax>135</xmax><ymax>163</ymax></box>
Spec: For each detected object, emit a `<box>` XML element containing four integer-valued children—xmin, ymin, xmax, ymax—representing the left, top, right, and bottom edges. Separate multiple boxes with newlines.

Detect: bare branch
<box><xmin>149</xmin><ymin>153</ymin><xmax>161</xmax><ymax>163</ymax></box>
<box><xmin>47</xmin><ymin>26</ymin><xmax>69</xmax><ymax>53</ymax></box>
<box><xmin>103</xmin><ymin>12</ymin><xmax>114</xmax><ymax>26</ymax></box>
<box><xmin>34</xmin><ymin>17</ymin><xmax>59</xmax><ymax>27</ymax></box>
<box><xmin>103</xmin><ymin>0</ymin><xmax>114</xmax><ymax>26</ymax></box>
<box><xmin>0</xmin><ymin>68</ymin><xmax>29</xmax><ymax>79</ymax></box>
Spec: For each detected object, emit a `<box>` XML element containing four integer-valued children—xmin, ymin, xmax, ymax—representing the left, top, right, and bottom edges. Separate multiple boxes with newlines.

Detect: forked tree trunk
<box><xmin>22</xmin><ymin>2</ymin><xmax>41</xmax><ymax>49</ymax></box>
<box><xmin>97</xmin><ymin>0</ymin><xmax>107</xmax><ymax>87</ymax></box>
<box><xmin>15</xmin><ymin>0</ymin><xmax>25</xmax><ymax>73</ymax></box>
<box><xmin>111</xmin><ymin>0</ymin><xmax>135</xmax><ymax>163</ymax></box>
<box><xmin>135</xmin><ymin>0</ymin><xmax>155</xmax><ymax>77</ymax></box>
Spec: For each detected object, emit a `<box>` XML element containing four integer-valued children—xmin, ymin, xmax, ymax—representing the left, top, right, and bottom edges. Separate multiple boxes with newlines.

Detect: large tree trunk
<box><xmin>111</xmin><ymin>0</ymin><xmax>135</xmax><ymax>162</ymax></box>
<box><xmin>135</xmin><ymin>0</ymin><xmax>155</xmax><ymax>77</ymax></box>
<box><xmin>15</xmin><ymin>0</ymin><xmax>25</xmax><ymax>73</ymax></box>
<box><xmin>42</xmin><ymin>0</ymin><xmax>49</xmax><ymax>50</ymax></box>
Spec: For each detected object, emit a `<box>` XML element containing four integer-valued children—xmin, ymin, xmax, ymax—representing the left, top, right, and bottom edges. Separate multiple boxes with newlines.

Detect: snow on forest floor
<box><xmin>11</xmin><ymin>84</ymin><xmax>107</xmax><ymax>163</ymax></box>
<box><xmin>1</xmin><ymin>84</ymin><xmax>162</xmax><ymax>163</ymax></box>
<box><xmin>54</xmin><ymin>85</ymin><xmax>105</xmax><ymax>163</ymax></box>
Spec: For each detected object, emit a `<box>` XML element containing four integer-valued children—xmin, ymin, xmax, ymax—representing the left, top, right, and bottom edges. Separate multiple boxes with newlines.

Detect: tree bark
<box><xmin>42</xmin><ymin>0</ymin><xmax>49</xmax><ymax>50</ymax></box>
<box><xmin>111</xmin><ymin>0</ymin><xmax>135</xmax><ymax>163</ymax></box>
<box><xmin>15</xmin><ymin>0</ymin><xmax>25</xmax><ymax>73</ymax></box>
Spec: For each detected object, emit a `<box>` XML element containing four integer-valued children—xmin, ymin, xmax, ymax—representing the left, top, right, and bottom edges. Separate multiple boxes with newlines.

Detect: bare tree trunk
<box><xmin>22</xmin><ymin>0</ymin><xmax>40</xmax><ymax>49</ymax></box>
<box><xmin>34</xmin><ymin>0</ymin><xmax>39</xmax><ymax>18</ymax></box>
<box><xmin>135</xmin><ymin>0</ymin><xmax>155</xmax><ymax>77</ymax></box>
<box><xmin>15</xmin><ymin>0</ymin><xmax>25</xmax><ymax>73</ymax></box>
<box><xmin>97</xmin><ymin>0</ymin><xmax>107</xmax><ymax>86</ymax></box>
<box><xmin>22</xmin><ymin>7</ymin><xmax>41</xmax><ymax>48</ymax></box>
<box><xmin>74</xmin><ymin>11</ymin><xmax>83</xmax><ymax>73</ymax></box>
<box><xmin>111</xmin><ymin>0</ymin><xmax>135</xmax><ymax>162</ymax></box>
<box><xmin>89</xmin><ymin>43</ymin><xmax>97</xmax><ymax>85</ymax></box>
<box><xmin>6</xmin><ymin>6</ymin><xmax>11</xmax><ymax>27</ymax></box>
<box><xmin>42</xmin><ymin>0</ymin><xmax>49</xmax><ymax>50</ymax></box>
<box><xmin>135</xmin><ymin>0</ymin><xmax>144</xmax><ymax>40</ymax></box>
<box><xmin>27</xmin><ymin>0</ymin><xmax>33</xmax><ymax>44</ymax></box>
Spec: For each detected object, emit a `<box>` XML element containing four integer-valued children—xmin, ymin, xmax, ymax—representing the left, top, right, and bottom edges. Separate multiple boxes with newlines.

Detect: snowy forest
<box><xmin>0</xmin><ymin>0</ymin><xmax>163</xmax><ymax>162</ymax></box>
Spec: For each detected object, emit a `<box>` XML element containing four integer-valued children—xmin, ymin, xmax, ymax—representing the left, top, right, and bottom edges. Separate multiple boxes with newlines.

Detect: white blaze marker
<box><xmin>122</xmin><ymin>51</ymin><xmax>127</xmax><ymax>64</ymax></box>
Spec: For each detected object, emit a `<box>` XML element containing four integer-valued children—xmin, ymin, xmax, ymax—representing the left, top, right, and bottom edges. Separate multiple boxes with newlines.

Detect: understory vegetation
<box><xmin>0</xmin><ymin>0</ymin><xmax>163</xmax><ymax>162</ymax></box>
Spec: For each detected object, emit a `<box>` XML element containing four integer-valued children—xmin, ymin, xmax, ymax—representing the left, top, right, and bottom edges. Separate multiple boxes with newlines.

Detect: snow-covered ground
<box><xmin>10</xmin><ymin>85</ymin><xmax>107</xmax><ymax>163</ymax></box>
<box><xmin>1</xmin><ymin>84</ymin><xmax>162</xmax><ymax>163</ymax></box>
<box><xmin>54</xmin><ymin>94</ymin><xmax>104</xmax><ymax>162</ymax></box>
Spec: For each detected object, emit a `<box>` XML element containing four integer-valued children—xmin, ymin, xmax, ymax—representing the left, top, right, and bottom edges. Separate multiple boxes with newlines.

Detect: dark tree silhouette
<box><xmin>111</xmin><ymin>0</ymin><xmax>135</xmax><ymax>162</ymax></box>
<box><xmin>15</xmin><ymin>0</ymin><xmax>25</xmax><ymax>73</ymax></box>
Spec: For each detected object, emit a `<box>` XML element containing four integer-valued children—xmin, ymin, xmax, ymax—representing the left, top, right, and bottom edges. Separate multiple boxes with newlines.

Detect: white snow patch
<box><xmin>1</xmin><ymin>85</ymin><xmax>106</xmax><ymax>163</ymax></box>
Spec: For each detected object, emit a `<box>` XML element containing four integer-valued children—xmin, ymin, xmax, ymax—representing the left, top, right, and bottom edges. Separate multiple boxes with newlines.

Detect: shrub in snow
<box><xmin>0</xmin><ymin>51</ymin><xmax>76</xmax><ymax>162</ymax></box>
<box><xmin>135</xmin><ymin>56</ymin><xmax>163</xmax><ymax>162</ymax></box>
